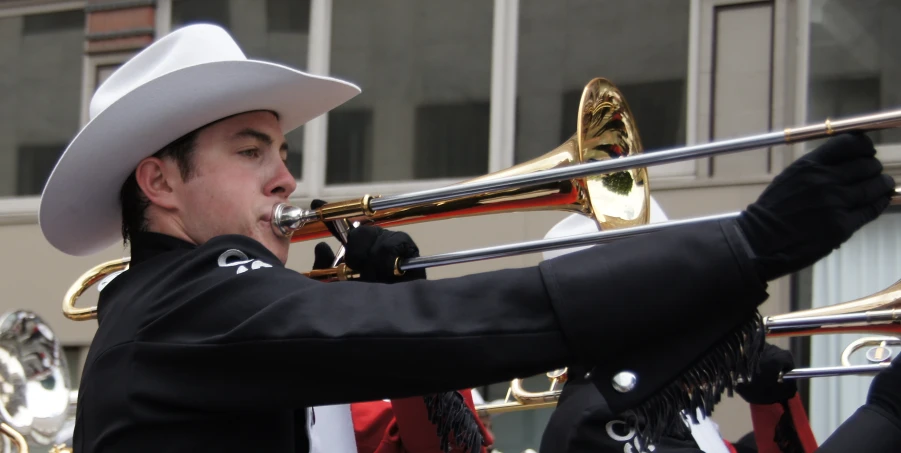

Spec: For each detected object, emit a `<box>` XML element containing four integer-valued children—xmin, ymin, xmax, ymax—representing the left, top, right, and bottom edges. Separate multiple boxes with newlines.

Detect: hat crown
<box><xmin>89</xmin><ymin>24</ymin><xmax>246</xmax><ymax>120</ymax></box>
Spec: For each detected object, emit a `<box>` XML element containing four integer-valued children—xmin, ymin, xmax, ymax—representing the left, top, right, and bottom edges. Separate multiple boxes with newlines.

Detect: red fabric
<box><xmin>748</xmin><ymin>394</ymin><xmax>818</xmax><ymax>453</ymax></box>
<box><xmin>351</xmin><ymin>389</ymin><xmax>494</xmax><ymax>453</ymax></box>
<box><xmin>723</xmin><ymin>440</ymin><xmax>738</xmax><ymax>453</ymax></box>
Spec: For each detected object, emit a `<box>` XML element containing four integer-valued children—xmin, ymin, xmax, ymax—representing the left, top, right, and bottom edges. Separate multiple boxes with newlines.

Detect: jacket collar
<box><xmin>129</xmin><ymin>231</ymin><xmax>197</xmax><ymax>266</ymax></box>
<box><xmin>129</xmin><ymin>231</ymin><xmax>284</xmax><ymax>268</ymax></box>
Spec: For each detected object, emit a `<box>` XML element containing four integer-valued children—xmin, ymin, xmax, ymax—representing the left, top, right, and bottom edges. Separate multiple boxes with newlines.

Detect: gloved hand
<box><xmin>345</xmin><ymin>225</ymin><xmax>427</xmax><ymax>283</ymax></box>
<box><xmin>312</xmin><ymin>242</ymin><xmax>336</xmax><ymax>270</ymax></box>
<box><xmin>310</xmin><ymin>199</ymin><xmax>340</xmax><ymax>271</ymax></box>
<box><xmin>735</xmin><ymin>133</ymin><xmax>895</xmax><ymax>281</ymax></box>
<box><xmin>735</xmin><ymin>343</ymin><xmax>797</xmax><ymax>405</ymax></box>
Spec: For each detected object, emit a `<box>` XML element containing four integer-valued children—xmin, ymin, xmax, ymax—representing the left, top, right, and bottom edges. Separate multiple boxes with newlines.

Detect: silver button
<box><xmin>612</xmin><ymin>371</ymin><xmax>637</xmax><ymax>393</ymax></box>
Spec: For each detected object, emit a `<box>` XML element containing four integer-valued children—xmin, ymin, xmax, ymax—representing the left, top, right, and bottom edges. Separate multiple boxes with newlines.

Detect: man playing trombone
<box><xmin>37</xmin><ymin>24</ymin><xmax>896</xmax><ymax>453</ymax></box>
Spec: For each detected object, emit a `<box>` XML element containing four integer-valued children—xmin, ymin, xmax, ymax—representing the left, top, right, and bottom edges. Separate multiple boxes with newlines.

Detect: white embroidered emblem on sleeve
<box><xmin>606</xmin><ymin>419</ymin><xmax>656</xmax><ymax>453</ymax></box>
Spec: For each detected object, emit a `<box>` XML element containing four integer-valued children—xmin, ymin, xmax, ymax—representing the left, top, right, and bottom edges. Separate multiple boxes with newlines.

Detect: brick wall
<box><xmin>85</xmin><ymin>0</ymin><xmax>155</xmax><ymax>54</ymax></box>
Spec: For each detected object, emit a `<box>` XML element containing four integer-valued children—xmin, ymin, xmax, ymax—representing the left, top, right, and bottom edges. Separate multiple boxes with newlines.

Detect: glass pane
<box><xmin>327</xmin><ymin>0</ymin><xmax>493</xmax><ymax>184</ymax></box>
<box><xmin>806</xmin><ymin>0</ymin><xmax>901</xmax><ymax>147</ymax></box>
<box><xmin>515</xmin><ymin>0</ymin><xmax>690</xmax><ymax>163</ymax></box>
<box><xmin>482</xmin><ymin>376</ymin><xmax>554</xmax><ymax>452</ymax></box>
<box><xmin>0</xmin><ymin>9</ymin><xmax>84</xmax><ymax>197</ymax></box>
<box><xmin>171</xmin><ymin>0</ymin><xmax>311</xmax><ymax>179</ymax></box>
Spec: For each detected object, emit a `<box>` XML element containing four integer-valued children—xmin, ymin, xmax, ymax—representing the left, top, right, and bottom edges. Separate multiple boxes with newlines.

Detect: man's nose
<box><xmin>267</xmin><ymin>160</ymin><xmax>297</xmax><ymax>197</ymax></box>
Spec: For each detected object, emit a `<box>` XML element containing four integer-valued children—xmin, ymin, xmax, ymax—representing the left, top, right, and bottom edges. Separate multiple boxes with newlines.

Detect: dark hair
<box><xmin>119</xmin><ymin>129</ymin><xmax>199</xmax><ymax>246</ymax></box>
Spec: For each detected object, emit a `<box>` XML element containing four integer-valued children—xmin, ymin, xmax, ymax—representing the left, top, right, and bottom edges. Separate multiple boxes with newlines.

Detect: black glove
<box><xmin>345</xmin><ymin>225</ymin><xmax>427</xmax><ymax>283</ymax></box>
<box><xmin>735</xmin><ymin>133</ymin><xmax>895</xmax><ymax>281</ymax></box>
<box><xmin>312</xmin><ymin>242</ymin><xmax>336</xmax><ymax>270</ymax></box>
<box><xmin>310</xmin><ymin>199</ymin><xmax>339</xmax><ymax>271</ymax></box>
<box><xmin>735</xmin><ymin>343</ymin><xmax>797</xmax><ymax>405</ymax></box>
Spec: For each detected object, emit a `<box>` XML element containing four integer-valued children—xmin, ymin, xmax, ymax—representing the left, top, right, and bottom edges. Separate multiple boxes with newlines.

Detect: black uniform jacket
<box><xmin>73</xmin><ymin>219</ymin><xmax>768</xmax><ymax>453</ymax></box>
<box><xmin>539</xmin><ymin>365</ymin><xmax>757</xmax><ymax>453</ymax></box>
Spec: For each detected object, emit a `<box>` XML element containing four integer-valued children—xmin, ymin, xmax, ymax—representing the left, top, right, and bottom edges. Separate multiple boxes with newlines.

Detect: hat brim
<box><xmin>39</xmin><ymin>60</ymin><xmax>360</xmax><ymax>256</ymax></box>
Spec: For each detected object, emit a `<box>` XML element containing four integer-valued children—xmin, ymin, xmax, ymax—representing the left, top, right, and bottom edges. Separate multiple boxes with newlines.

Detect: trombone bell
<box><xmin>287</xmin><ymin>77</ymin><xmax>651</xmax><ymax>242</ymax></box>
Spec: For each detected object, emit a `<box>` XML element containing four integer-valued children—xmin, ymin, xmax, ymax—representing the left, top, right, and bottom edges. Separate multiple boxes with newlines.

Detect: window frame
<box><xmin>793</xmin><ymin>0</ymin><xmax>901</xmax><ymax>163</ymax></box>
<box><xmin>0</xmin><ymin>0</ymin><xmax>704</xmax><ymax>219</ymax></box>
<box><xmin>312</xmin><ymin>0</ymin><xmax>702</xmax><ymax>199</ymax></box>
<box><xmin>0</xmin><ymin>0</ymin><xmax>87</xmax><ymax>223</ymax></box>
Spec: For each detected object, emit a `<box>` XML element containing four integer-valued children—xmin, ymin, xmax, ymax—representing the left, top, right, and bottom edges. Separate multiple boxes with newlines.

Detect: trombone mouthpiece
<box><xmin>271</xmin><ymin>203</ymin><xmax>315</xmax><ymax>237</ymax></box>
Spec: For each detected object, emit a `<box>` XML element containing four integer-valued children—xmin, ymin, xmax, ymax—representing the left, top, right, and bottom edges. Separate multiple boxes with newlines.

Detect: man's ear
<box><xmin>134</xmin><ymin>157</ymin><xmax>179</xmax><ymax>210</ymax></box>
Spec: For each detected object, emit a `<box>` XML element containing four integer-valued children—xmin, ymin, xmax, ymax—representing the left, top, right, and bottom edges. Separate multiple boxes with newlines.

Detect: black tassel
<box><xmin>621</xmin><ymin>311</ymin><xmax>768</xmax><ymax>451</ymax></box>
<box><xmin>423</xmin><ymin>391</ymin><xmax>484</xmax><ymax>453</ymax></box>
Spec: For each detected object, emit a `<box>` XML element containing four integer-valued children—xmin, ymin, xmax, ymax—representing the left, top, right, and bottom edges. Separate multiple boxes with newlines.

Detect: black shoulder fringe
<box><xmin>622</xmin><ymin>310</ymin><xmax>767</xmax><ymax>450</ymax></box>
<box><xmin>423</xmin><ymin>391</ymin><xmax>485</xmax><ymax>453</ymax></box>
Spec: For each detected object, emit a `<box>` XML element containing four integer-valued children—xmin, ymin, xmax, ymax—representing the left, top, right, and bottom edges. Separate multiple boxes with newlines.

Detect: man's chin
<box><xmin>263</xmin><ymin>236</ymin><xmax>290</xmax><ymax>264</ymax></box>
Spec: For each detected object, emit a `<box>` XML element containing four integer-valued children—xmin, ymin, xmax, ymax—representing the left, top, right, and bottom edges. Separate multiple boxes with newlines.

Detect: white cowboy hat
<box><xmin>39</xmin><ymin>23</ymin><xmax>361</xmax><ymax>256</ymax></box>
<box><xmin>541</xmin><ymin>196</ymin><xmax>669</xmax><ymax>261</ymax></box>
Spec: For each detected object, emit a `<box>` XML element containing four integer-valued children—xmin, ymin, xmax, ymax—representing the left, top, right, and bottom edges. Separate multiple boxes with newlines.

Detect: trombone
<box><xmin>61</xmin><ymin>76</ymin><xmax>901</xmax><ymax>321</ymax></box>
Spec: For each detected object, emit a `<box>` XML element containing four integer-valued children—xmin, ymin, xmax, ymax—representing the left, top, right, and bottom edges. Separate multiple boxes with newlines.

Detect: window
<box><xmin>514</xmin><ymin>0</ymin><xmax>690</xmax><ymax>164</ymax></box>
<box><xmin>326</xmin><ymin>0</ymin><xmax>494</xmax><ymax>185</ymax></box>
<box><xmin>0</xmin><ymin>8</ymin><xmax>85</xmax><ymax>198</ymax></box>
<box><xmin>171</xmin><ymin>0</ymin><xmax>312</xmax><ymax>179</ymax></box>
<box><xmin>806</xmin><ymin>0</ymin><xmax>901</xmax><ymax>148</ymax></box>
<box><xmin>413</xmin><ymin>101</ymin><xmax>490</xmax><ymax>179</ymax></box>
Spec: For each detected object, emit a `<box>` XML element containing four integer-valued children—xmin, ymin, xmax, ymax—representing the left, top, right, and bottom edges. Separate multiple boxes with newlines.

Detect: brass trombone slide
<box><xmin>764</xmin><ymin>277</ymin><xmax>901</xmax><ymax>338</ymax></box>
<box><xmin>781</xmin><ymin>336</ymin><xmax>900</xmax><ymax>380</ymax></box>
<box><xmin>308</xmin><ymin>191</ymin><xmax>901</xmax><ymax>278</ymax></box>
<box><xmin>273</xmin><ymin>108</ymin><xmax>901</xmax><ymax>241</ymax></box>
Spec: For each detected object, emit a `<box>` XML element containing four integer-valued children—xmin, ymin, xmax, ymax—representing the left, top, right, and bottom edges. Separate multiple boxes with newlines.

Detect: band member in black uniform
<box><xmin>538</xmin><ymin>210</ymin><xmax>818</xmax><ymax>453</ymax></box>
<box><xmin>37</xmin><ymin>24</ymin><xmax>895</xmax><ymax>453</ymax></box>
<box><xmin>816</xmin><ymin>352</ymin><xmax>901</xmax><ymax>453</ymax></box>
<box><xmin>539</xmin><ymin>343</ymin><xmax>818</xmax><ymax>453</ymax></box>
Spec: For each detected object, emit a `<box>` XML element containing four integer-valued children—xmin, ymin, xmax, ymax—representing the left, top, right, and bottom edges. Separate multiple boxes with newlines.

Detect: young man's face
<box><xmin>172</xmin><ymin>111</ymin><xmax>296</xmax><ymax>263</ymax></box>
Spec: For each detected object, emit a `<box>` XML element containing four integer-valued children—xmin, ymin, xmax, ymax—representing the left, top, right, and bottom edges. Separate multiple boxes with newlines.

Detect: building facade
<box><xmin>0</xmin><ymin>0</ymin><xmax>898</xmax><ymax>451</ymax></box>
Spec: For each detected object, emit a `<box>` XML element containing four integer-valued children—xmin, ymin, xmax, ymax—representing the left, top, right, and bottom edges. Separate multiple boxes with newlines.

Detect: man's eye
<box><xmin>239</xmin><ymin>149</ymin><xmax>260</xmax><ymax>158</ymax></box>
